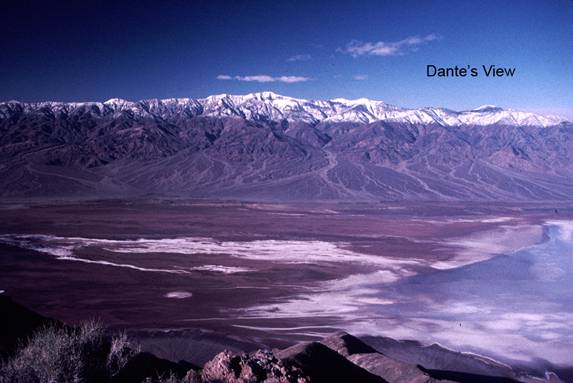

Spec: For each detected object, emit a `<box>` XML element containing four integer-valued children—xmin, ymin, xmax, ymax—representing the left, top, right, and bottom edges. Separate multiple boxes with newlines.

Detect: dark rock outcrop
<box><xmin>0</xmin><ymin>294</ymin><xmax>60</xmax><ymax>357</ymax></box>
<box><xmin>276</xmin><ymin>341</ymin><xmax>387</xmax><ymax>383</ymax></box>
<box><xmin>110</xmin><ymin>352</ymin><xmax>198</xmax><ymax>383</ymax></box>
<box><xmin>199</xmin><ymin>349</ymin><xmax>308</xmax><ymax>383</ymax></box>
<box><xmin>320</xmin><ymin>332</ymin><xmax>441</xmax><ymax>383</ymax></box>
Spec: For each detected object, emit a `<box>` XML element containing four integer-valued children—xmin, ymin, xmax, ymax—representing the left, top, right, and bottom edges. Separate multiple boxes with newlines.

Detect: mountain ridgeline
<box><xmin>1</xmin><ymin>92</ymin><xmax>572</xmax><ymax>201</ymax></box>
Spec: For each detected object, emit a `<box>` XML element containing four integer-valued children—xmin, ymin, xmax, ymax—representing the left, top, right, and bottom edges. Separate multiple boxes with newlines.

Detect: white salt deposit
<box><xmin>165</xmin><ymin>291</ymin><xmax>193</xmax><ymax>299</ymax></box>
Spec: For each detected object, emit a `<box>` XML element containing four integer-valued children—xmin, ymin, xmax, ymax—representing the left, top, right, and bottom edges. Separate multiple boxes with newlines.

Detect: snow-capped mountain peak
<box><xmin>0</xmin><ymin>93</ymin><xmax>567</xmax><ymax>127</ymax></box>
<box><xmin>192</xmin><ymin>93</ymin><xmax>566</xmax><ymax>127</ymax></box>
<box><xmin>473</xmin><ymin>104</ymin><xmax>501</xmax><ymax>111</ymax></box>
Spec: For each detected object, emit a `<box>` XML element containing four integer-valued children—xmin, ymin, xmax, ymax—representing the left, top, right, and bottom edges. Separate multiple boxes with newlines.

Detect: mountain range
<box><xmin>1</xmin><ymin>92</ymin><xmax>572</xmax><ymax>201</ymax></box>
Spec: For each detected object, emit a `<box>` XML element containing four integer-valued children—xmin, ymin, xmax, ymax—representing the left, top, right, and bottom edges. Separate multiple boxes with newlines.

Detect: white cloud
<box><xmin>287</xmin><ymin>54</ymin><xmax>311</xmax><ymax>62</ymax></box>
<box><xmin>216</xmin><ymin>74</ymin><xmax>310</xmax><ymax>83</ymax></box>
<box><xmin>341</xmin><ymin>33</ymin><xmax>440</xmax><ymax>57</ymax></box>
<box><xmin>353</xmin><ymin>74</ymin><xmax>368</xmax><ymax>81</ymax></box>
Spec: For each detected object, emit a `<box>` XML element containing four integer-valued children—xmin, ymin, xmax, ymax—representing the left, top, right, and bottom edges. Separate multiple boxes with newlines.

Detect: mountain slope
<box><xmin>1</xmin><ymin>93</ymin><xmax>572</xmax><ymax>201</ymax></box>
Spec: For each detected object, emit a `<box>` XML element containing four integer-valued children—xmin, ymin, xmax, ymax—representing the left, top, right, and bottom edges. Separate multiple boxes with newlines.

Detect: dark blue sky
<box><xmin>2</xmin><ymin>0</ymin><xmax>572</xmax><ymax>118</ymax></box>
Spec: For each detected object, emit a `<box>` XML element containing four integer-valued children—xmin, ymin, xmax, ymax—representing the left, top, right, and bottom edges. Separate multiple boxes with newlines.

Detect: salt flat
<box><xmin>0</xmin><ymin>199</ymin><xmax>570</xmax><ymax>375</ymax></box>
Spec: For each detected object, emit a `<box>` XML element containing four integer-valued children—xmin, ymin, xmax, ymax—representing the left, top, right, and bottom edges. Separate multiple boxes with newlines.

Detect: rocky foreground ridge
<box><xmin>0</xmin><ymin>295</ymin><xmax>566</xmax><ymax>383</ymax></box>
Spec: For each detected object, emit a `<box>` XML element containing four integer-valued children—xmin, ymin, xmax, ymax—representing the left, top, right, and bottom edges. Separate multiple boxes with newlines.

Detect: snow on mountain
<box><xmin>455</xmin><ymin>106</ymin><xmax>564</xmax><ymax>127</ymax></box>
<box><xmin>2</xmin><ymin>92</ymin><xmax>573</xmax><ymax>201</ymax></box>
<box><xmin>1</xmin><ymin>92</ymin><xmax>567</xmax><ymax>127</ymax></box>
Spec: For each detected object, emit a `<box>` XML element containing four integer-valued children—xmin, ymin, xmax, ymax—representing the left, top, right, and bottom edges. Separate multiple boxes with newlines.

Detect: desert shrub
<box><xmin>0</xmin><ymin>321</ymin><xmax>138</xmax><ymax>383</ymax></box>
<box><xmin>107</xmin><ymin>332</ymin><xmax>139</xmax><ymax>378</ymax></box>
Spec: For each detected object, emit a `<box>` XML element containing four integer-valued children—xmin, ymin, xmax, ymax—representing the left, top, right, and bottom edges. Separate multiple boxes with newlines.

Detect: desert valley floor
<box><xmin>1</xmin><ymin>199</ymin><xmax>572</xmax><ymax>376</ymax></box>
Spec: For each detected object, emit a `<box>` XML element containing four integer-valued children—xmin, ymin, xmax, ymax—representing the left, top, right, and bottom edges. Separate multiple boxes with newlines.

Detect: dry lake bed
<box><xmin>1</xmin><ymin>199</ymin><xmax>572</xmax><ymax>373</ymax></box>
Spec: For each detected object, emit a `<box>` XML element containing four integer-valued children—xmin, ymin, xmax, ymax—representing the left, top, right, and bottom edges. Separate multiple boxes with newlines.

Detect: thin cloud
<box><xmin>216</xmin><ymin>74</ymin><xmax>310</xmax><ymax>83</ymax></box>
<box><xmin>341</xmin><ymin>33</ymin><xmax>440</xmax><ymax>57</ymax></box>
<box><xmin>287</xmin><ymin>54</ymin><xmax>311</xmax><ymax>62</ymax></box>
<box><xmin>353</xmin><ymin>74</ymin><xmax>368</xmax><ymax>81</ymax></box>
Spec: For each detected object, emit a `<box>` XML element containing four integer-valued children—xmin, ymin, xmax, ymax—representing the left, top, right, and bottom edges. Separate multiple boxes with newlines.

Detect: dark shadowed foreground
<box><xmin>4</xmin><ymin>294</ymin><xmax>561</xmax><ymax>383</ymax></box>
